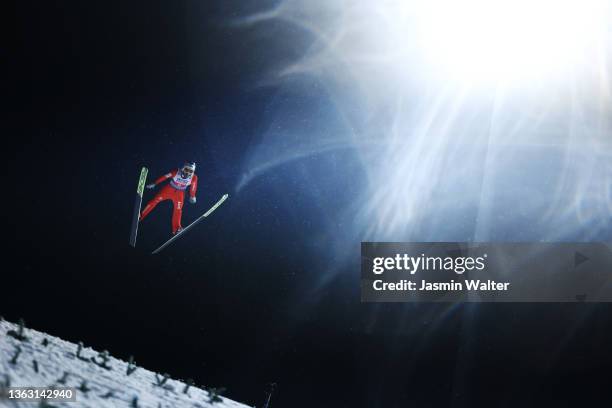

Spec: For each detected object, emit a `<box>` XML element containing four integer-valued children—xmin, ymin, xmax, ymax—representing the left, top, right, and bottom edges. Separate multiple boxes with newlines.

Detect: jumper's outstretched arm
<box><xmin>147</xmin><ymin>169</ymin><xmax>177</xmax><ymax>189</ymax></box>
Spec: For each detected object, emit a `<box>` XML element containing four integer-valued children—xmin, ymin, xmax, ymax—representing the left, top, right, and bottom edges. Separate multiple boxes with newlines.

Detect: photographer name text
<box><xmin>372</xmin><ymin>279</ymin><xmax>510</xmax><ymax>292</ymax></box>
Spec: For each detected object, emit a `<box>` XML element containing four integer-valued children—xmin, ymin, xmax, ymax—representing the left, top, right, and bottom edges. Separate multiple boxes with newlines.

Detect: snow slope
<box><xmin>0</xmin><ymin>319</ymin><xmax>251</xmax><ymax>408</ymax></box>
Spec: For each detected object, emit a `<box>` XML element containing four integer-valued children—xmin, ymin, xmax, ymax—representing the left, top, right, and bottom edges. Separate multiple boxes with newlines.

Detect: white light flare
<box><xmin>414</xmin><ymin>0</ymin><xmax>609</xmax><ymax>84</ymax></box>
<box><xmin>233</xmin><ymin>0</ymin><xmax>612</xmax><ymax>244</ymax></box>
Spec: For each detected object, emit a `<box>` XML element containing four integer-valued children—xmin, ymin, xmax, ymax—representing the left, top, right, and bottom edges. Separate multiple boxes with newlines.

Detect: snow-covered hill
<box><xmin>0</xmin><ymin>318</ymin><xmax>251</xmax><ymax>408</ymax></box>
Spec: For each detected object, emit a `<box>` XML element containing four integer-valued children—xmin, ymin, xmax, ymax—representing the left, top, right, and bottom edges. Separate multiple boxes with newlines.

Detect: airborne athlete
<box><xmin>140</xmin><ymin>161</ymin><xmax>198</xmax><ymax>234</ymax></box>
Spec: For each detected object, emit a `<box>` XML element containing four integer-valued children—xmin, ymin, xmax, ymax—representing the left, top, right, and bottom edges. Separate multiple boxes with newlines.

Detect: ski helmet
<box><xmin>181</xmin><ymin>161</ymin><xmax>196</xmax><ymax>177</ymax></box>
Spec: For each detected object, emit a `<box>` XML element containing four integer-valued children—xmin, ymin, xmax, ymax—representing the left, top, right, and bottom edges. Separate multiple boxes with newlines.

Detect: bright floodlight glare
<box><xmin>416</xmin><ymin>0</ymin><xmax>607</xmax><ymax>82</ymax></box>
<box><xmin>234</xmin><ymin>0</ymin><xmax>612</xmax><ymax>247</ymax></box>
<box><xmin>230</xmin><ymin>0</ymin><xmax>612</xmax><ymax>338</ymax></box>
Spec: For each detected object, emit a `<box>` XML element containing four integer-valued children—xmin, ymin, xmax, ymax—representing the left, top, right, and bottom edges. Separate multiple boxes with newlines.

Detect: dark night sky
<box><xmin>6</xmin><ymin>1</ymin><xmax>612</xmax><ymax>407</ymax></box>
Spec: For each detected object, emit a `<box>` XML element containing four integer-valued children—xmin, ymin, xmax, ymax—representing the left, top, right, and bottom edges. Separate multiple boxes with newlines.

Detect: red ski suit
<box><xmin>140</xmin><ymin>169</ymin><xmax>198</xmax><ymax>233</ymax></box>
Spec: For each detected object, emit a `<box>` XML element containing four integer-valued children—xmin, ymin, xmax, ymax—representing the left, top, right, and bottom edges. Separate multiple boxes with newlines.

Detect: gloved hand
<box><xmin>189</xmin><ymin>196</ymin><xmax>197</xmax><ymax>204</ymax></box>
<box><xmin>146</xmin><ymin>183</ymin><xmax>156</xmax><ymax>190</ymax></box>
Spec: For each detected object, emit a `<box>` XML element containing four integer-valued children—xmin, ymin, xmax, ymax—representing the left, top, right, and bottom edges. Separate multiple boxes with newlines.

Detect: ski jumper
<box><xmin>140</xmin><ymin>169</ymin><xmax>198</xmax><ymax>233</ymax></box>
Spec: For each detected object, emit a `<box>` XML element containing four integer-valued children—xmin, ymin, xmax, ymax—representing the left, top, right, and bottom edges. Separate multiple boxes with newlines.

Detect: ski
<box><xmin>151</xmin><ymin>193</ymin><xmax>229</xmax><ymax>254</ymax></box>
<box><xmin>129</xmin><ymin>167</ymin><xmax>149</xmax><ymax>247</ymax></box>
